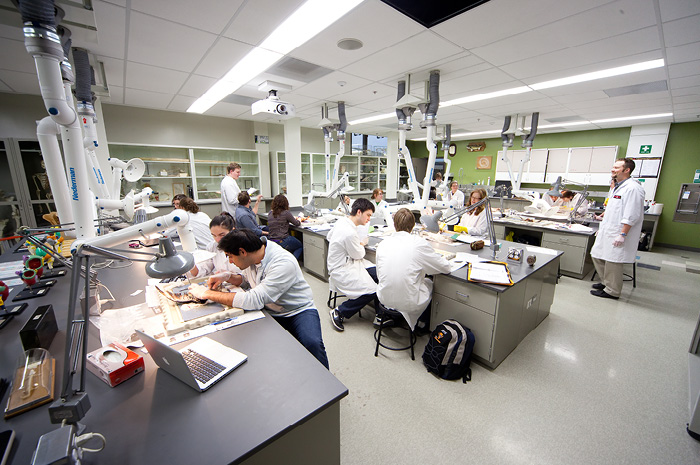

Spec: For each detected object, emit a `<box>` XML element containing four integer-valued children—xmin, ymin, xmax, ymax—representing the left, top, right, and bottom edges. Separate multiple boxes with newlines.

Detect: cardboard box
<box><xmin>86</xmin><ymin>343</ymin><xmax>144</xmax><ymax>387</ymax></box>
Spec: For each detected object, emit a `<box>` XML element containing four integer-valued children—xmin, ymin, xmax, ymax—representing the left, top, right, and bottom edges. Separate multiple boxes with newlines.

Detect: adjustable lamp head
<box><xmin>145</xmin><ymin>237</ymin><xmax>195</xmax><ymax>279</ymax></box>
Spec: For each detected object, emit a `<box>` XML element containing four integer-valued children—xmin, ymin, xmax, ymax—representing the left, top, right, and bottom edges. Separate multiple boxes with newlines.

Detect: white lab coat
<box><xmin>591</xmin><ymin>178</ymin><xmax>645</xmax><ymax>263</ymax></box>
<box><xmin>376</xmin><ymin>231</ymin><xmax>450</xmax><ymax>329</ymax></box>
<box><xmin>326</xmin><ymin>217</ymin><xmax>377</xmax><ymax>298</ymax></box>
<box><xmin>220</xmin><ymin>175</ymin><xmax>240</xmax><ymax>215</ymax></box>
<box><xmin>372</xmin><ymin>199</ymin><xmax>388</xmax><ymax>211</ymax></box>
<box><xmin>188</xmin><ymin>240</ymin><xmax>242</xmax><ymax>278</ymax></box>
<box><xmin>189</xmin><ymin>211</ymin><xmax>214</xmax><ymax>249</ymax></box>
<box><xmin>561</xmin><ymin>194</ymin><xmax>589</xmax><ymax>216</ymax></box>
<box><xmin>458</xmin><ymin>209</ymin><xmax>488</xmax><ymax>237</ymax></box>
<box><xmin>446</xmin><ymin>189</ymin><xmax>465</xmax><ymax>208</ymax></box>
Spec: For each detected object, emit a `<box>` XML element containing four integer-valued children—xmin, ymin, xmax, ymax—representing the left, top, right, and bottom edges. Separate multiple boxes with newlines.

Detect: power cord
<box><xmin>75</xmin><ymin>432</ymin><xmax>107</xmax><ymax>454</ymax></box>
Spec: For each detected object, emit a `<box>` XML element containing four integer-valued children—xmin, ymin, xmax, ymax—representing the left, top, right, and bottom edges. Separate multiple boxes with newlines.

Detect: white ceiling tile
<box><xmin>180</xmin><ymin>74</ymin><xmax>217</xmax><ymax>98</ymax></box>
<box><xmin>670</xmin><ymin>75</ymin><xmax>700</xmax><ymax>89</ymax></box>
<box><xmin>101</xmin><ymin>0</ymin><xmax>127</xmax><ymax>7</ymax></box>
<box><xmin>672</xmin><ymin>94</ymin><xmax>700</xmax><ymax>104</ymax></box>
<box><xmin>440</xmin><ymin>69</ymin><xmax>518</xmax><ymax>98</ymax></box>
<box><xmin>668</xmin><ymin>60</ymin><xmax>700</xmax><ymax>79</ymax></box>
<box><xmin>92</xmin><ymin>1</ymin><xmax>127</xmax><ymax>59</ymax></box>
<box><xmin>0</xmin><ymin>38</ymin><xmax>37</xmax><ymax>74</ymax></box>
<box><xmin>289</xmin><ymin>0</ymin><xmax>424</xmax><ymax>71</ymax></box>
<box><xmin>550</xmin><ymin>90</ymin><xmax>610</xmax><ymax>104</ymax></box>
<box><xmin>534</xmin><ymin>66</ymin><xmax>668</xmax><ymax>97</ymax></box>
<box><xmin>470</xmin><ymin>0</ymin><xmax>657</xmax><ymax>67</ymax></box>
<box><xmin>666</xmin><ymin>41</ymin><xmax>700</xmax><ymax>65</ymax></box>
<box><xmin>193</xmin><ymin>38</ymin><xmax>253</xmax><ymax>79</ymax></box>
<box><xmin>127</xmin><ymin>11</ymin><xmax>217</xmax><ymax>72</ymax></box>
<box><xmin>125</xmin><ymin>62</ymin><xmax>188</xmax><ymax>93</ymax></box>
<box><xmin>168</xmin><ymin>95</ymin><xmax>197</xmax><ymax>112</ymax></box>
<box><xmin>432</xmin><ymin>0</ymin><xmax>610</xmax><ymax>50</ymax></box>
<box><xmin>342</xmin><ymin>31</ymin><xmax>463</xmax><ymax>82</ymax></box>
<box><xmin>294</xmin><ymin>71</ymin><xmax>373</xmax><ymax>99</ymax></box>
<box><xmin>0</xmin><ymin>80</ymin><xmax>11</xmax><ymax>92</ymax></box>
<box><xmin>671</xmin><ymin>85</ymin><xmax>700</xmax><ymax>97</ymax></box>
<box><xmin>223</xmin><ymin>0</ymin><xmax>306</xmax><ymax>47</ymax></box>
<box><xmin>124</xmin><ymin>88</ymin><xmax>173</xmax><ymax>109</ymax></box>
<box><xmin>673</xmin><ymin>101</ymin><xmax>700</xmax><ymax>111</ymax></box>
<box><xmin>500</xmin><ymin>27</ymin><xmax>661</xmax><ymax>80</ymax></box>
<box><xmin>659</xmin><ymin>0</ymin><xmax>700</xmax><ymax>22</ymax></box>
<box><xmin>205</xmin><ymin>101</ymin><xmax>250</xmax><ymax>119</ymax></box>
<box><xmin>103</xmin><ymin>85</ymin><xmax>124</xmax><ymax>105</ymax></box>
<box><xmin>130</xmin><ymin>0</ymin><xmax>244</xmax><ymax>34</ymax></box>
<box><xmin>0</xmin><ymin>14</ymin><xmax>25</xmax><ymax>41</ymax></box>
<box><xmin>662</xmin><ymin>14</ymin><xmax>700</xmax><ymax>47</ymax></box>
<box><xmin>0</xmin><ymin>69</ymin><xmax>39</xmax><ymax>94</ymax></box>
<box><xmin>99</xmin><ymin>56</ymin><xmax>125</xmax><ymax>87</ymax></box>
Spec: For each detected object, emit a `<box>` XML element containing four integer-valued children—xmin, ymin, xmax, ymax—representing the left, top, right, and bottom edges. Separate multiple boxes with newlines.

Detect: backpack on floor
<box><xmin>422</xmin><ymin>320</ymin><xmax>475</xmax><ymax>383</ymax></box>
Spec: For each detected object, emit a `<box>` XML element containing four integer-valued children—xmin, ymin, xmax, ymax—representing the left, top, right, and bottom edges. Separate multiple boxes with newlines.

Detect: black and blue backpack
<box><xmin>422</xmin><ymin>320</ymin><xmax>475</xmax><ymax>383</ymax></box>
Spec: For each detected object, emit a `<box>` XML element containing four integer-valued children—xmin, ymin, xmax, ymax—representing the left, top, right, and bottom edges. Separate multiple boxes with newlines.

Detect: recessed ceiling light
<box><xmin>337</xmin><ymin>38</ymin><xmax>363</xmax><ymax>50</ymax></box>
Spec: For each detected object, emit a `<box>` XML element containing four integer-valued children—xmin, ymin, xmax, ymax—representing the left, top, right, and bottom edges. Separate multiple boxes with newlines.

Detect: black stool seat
<box><xmin>374</xmin><ymin>302</ymin><xmax>416</xmax><ymax>360</ymax></box>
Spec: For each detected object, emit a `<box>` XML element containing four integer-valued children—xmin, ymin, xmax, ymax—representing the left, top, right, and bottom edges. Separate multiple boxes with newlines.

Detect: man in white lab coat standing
<box><xmin>590</xmin><ymin>158</ymin><xmax>645</xmax><ymax>299</ymax></box>
<box><xmin>376</xmin><ymin>208</ymin><xmax>451</xmax><ymax>334</ymax></box>
<box><xmin>221</xmin><ymin>162</ymin><xmax>241</xmax><ymax>216</ymax></box>
<box><xmin>327</xmin><ymin>198</ymin><xmax>379</xmax><ymax>331</ymax></box>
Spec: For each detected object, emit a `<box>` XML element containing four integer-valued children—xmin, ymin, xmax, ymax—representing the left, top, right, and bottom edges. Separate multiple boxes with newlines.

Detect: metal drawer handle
<box><xmin>456</xmin><ymin>291</ymin><xmax>469</xmax><ymax>300</ymax></box>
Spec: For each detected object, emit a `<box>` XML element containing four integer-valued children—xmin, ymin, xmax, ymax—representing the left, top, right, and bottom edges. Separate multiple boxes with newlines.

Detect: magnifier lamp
<box><xmin>420</xmin><ymin>197</ymin><xmax>501</xmax><ymax>259</ymax></box>
<box><xmin>545</xmin><ymin>176</ymin><xmax>590</xmax><ymax>223</ymax></box>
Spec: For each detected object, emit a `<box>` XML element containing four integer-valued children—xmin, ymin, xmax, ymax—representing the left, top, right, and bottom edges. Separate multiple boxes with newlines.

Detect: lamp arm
<box><xmin>440</xmin><ymin>196</ymin><xmax>490</xmax><ymax>224</ymax></box>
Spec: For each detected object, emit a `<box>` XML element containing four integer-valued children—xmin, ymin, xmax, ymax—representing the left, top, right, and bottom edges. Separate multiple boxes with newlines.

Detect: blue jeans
<box><xmin>337</xmin><ymin>267</ymin><xmax>379</xmax><ymax>319</ymax></box>
<box><xmin>280</xmin><ymin>235</ymin><xmax>303</xmax><ymax>260</ymax></box>
<box><xmin>273</xmin><ymin>309</ymin><xmax>329</xmax><ymax>369</ymax></box>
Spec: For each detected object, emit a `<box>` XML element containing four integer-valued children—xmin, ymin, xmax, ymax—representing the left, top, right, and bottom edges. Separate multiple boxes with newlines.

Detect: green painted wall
<box><xmin>406</xmin><ymin>124</ymin><xmax>700</xmax><ymax>249</ymax></box>
<box><xmin>653</xmin><ymin>122</ymin><xmax>700</xmax><ymax>249</ymax></box>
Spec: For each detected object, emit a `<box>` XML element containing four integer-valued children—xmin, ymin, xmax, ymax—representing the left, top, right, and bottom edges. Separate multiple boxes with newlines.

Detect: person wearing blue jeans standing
<box><xmin>267</xmin><ymin>194</ymin><xmax>303</xmax><ymax>260</ymax></box>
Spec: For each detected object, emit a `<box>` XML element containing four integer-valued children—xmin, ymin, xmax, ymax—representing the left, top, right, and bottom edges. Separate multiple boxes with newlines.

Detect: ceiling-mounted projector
<box><xmin>252</xmin><ymin>90</ymin><xmax>295</xmax><ymax>118</ymax></box>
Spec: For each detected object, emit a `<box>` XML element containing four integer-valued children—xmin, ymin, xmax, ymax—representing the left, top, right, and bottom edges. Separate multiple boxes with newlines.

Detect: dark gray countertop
<box><xmin>0</xmin><ymin>245</ymin><xmax>347</xmax><ymax>464</ymax></box>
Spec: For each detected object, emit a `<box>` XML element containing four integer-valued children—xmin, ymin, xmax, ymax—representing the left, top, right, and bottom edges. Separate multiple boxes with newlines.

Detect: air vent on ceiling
<box><xmin>604</xmin><ymin>80</ymin><xmax>668</xmax><ymax>98</ymax></box>
<box><xmin>220</xmin><ymin>94</ymin><xmax>259</xmax><ymax>106</ymax></box>
<box><xmin>266</xmin><ymin>56</ymin><xmax>333</xmax><ymax>83</ymax></box>
<box><xmin>380</xmin><ymin>0</ymin><xmax>491</xmax><ymax>28</ymax></box>
<box><xmin>545</xmin><ymin>115</ymin><xmax>586</xmax><ymax>123</ymax></box>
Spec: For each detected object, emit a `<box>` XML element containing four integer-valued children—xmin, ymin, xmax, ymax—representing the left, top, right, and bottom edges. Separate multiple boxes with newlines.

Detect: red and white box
<box><xmin>86</xmin><ymin>342</ymin><xmax>144</xmax><ymax>387</ymax></box>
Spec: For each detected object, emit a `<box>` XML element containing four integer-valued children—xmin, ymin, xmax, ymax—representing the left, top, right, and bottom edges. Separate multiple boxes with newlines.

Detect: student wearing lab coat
<box><xmin>327</xmin><ymin>198</ymin><xmax>379</xmax><ymax>332</ymax></box>
<box><xmin>458</xmin><ymin>188</ymin><xmax>489</xmax><ymax>237</ymax></box>
<box><xmin>376</xmin><ymin>208</ymin><xmax>450</xmax><ymax>332</ymax></box>
<box><xmin>446</xmin><ymin>181</ymin><xmax>465</xmax><ymax>208</ymax></box>
<box><xmin>188</xmin><ymin>212</ymin><xmax>242</xmax><ymax>279</ymax></box>
<box><xmin>370</xmin><ymin>188</ymin><xmax>388</xmax><ymax>210</ymax></box>
<box><xmin>590</xmin><ymin>158</ymin><xmax>645</xmax><ymax>299</ymax></box>
<box><xmin>336</xmin><ymin>194</ymin><xmax>351</xmax><ymax>214</ymax></box>
<box><xmin>178</xmin><ymin>197</ymin><xmax>213</xmax><ymax>249</ymax></box>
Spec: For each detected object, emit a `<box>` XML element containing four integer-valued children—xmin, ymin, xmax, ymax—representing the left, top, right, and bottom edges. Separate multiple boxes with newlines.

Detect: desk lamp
<box><xmin>33</xmin><ymin>211</ymin><xmax>196</xmax><ymax>465</ymax></box>
<box><xmin>420</xmin><ymin>197</ymin><xmax>501</xmax><ymax>259</ymax></box>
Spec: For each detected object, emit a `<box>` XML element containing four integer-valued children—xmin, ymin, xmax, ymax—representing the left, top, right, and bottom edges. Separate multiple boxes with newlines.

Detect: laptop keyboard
<box><xmin>181</xmin><ymin>349</ymin><xmax>226</xmax><ymax>384</ymax></box>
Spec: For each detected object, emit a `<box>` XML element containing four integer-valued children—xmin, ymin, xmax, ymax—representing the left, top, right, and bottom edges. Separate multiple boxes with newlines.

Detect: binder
<box><xmin>467</xmin><ymin>261</ymin><xmax>514</xmax><ymax>286</ymax></box>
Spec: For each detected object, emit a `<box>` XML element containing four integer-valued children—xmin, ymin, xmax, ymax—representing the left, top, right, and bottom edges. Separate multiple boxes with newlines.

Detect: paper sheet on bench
<box><xmin>469</xmin><ymin>262</ymin><xmax>511</xmax><ymax>285</ymax></box>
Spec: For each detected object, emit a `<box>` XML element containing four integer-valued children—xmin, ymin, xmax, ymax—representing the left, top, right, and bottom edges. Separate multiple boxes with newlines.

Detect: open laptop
<box><xmin>136</xmin><ymin>330</ymin><xmax>247</xmax><ymax>392</ymax></box>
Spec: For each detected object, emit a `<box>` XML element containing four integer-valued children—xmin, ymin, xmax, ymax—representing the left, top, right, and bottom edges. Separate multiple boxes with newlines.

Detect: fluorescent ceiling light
<box><xmin>530</xmin><ymin>59</ymin><xmax>664</xmax><ymax>90</ymax></box>
<box><xmin>538</xmin><ymin>121</ymin><xmax>592</xmax><ymax>129</ymax></box>
<box><xmin>451</xmin><ymin>130</ymin><xmax>501</xmax><ymax>138</ymax></box>
<box><xmin>188</xmin><ymin>0</ymin><xmax>364</xmax><ymax>114</ymax></box>
<box><xmin>349</xmin><ymin>112</ymin><xmax>395</xmax><ymax>125</ymax></box>
<box><xmin>591</xmin><ymin>112</ymin><xmax>672</xmax><ymax>124</ymax></box>
<box><xmin>260</xmin><ymin>0</ymin><xmax>364</xmax><ymax>55</ymax></box>
<box><xmin>442</xmin><ymin>86</ymin><xmax>531</xmax><ymax>107</ymax></box>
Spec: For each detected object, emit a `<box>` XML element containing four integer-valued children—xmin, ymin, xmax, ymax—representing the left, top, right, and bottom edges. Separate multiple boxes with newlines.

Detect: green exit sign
<box><xmin>640</xmin><ymin>145</ymin><xmax>652</xmax><ymax>154</ymax></box>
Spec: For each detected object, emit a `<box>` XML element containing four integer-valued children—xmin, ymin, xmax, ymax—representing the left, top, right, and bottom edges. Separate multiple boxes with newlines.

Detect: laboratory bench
<box><xmin>0</xmin><ymin>244</ymin><xmax>347</xmax><ymax>464</ymax></box>
<box><xmin>260</xmin><ymin>211</ymin><xmax>562</xmax><ymax>369</ymax></box>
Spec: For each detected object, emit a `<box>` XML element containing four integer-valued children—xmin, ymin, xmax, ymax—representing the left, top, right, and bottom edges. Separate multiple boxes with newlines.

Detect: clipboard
<box><xmin>467</xmin><ymin>261</ymin><xmax>514</xmax><ymax>286</ymax></box>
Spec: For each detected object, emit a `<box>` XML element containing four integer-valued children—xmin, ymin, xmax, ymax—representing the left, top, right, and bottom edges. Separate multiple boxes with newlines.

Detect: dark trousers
<box><xmin>273</xmin><ymin>309</ymin><xmax>329</xmax><ymax>369</ymax></box>
<box><xmin>337</xmin><ymin>267</ymin><xmax>379</xmax><ymax>319</ymax></box>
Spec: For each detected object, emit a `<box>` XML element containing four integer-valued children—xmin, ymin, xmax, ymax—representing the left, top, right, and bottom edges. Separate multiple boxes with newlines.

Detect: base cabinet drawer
<box><xmin>431</xmin><ymin>294</ymin><xmax>495</xmax><ymax>363</ymax></box>
<box><xmin>303</xmin><ymin>236</ymin><xmax>327</xmax><ymax>280</ymax></box>
<box><xmin>541</xmin><ymin>240</ymin><xmax>584</xmax><ymax>276</ymax></box>
<box><xmin>433</xmin><ymin>277</ymin><xmax>498</xmax><ymax>315</ymax></box>
<box><xmin>542</xmin><ymin>231</ymin><xmax>588</xmax><ymax>248</ymax></box>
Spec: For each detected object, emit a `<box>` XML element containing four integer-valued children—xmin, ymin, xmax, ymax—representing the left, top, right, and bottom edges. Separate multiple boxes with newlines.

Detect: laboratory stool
<box><xmin>591</xmin><ymin>262</ymin><xmax>636</xmax><ymax>288</ymax></box>
<box><xmin>374</xmin><ymin>302</ymin><xmax>416</xmax><ymax>360</ymax></box>
<box><xmin>327</xmin><ymin>287</ymin><xmax>362</xmax><ymax>318</ymax></box>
